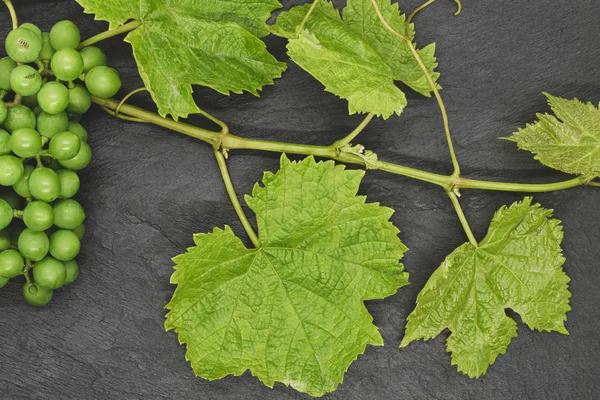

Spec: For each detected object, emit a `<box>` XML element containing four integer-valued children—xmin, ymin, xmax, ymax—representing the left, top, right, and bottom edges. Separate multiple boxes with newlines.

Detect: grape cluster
<box><xmin>0</xmin><ymin>20</ymin><xmax>121</xmax><ymax>306</ymax></box>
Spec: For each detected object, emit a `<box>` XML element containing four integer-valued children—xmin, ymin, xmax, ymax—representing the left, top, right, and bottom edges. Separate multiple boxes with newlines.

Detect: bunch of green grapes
<box><xmin>0</xmin><ymin>20</ymin><xmax>121</xmax><ymax>306</ymax></box>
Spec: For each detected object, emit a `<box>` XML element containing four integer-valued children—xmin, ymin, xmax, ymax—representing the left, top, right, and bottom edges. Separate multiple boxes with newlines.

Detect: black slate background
<box><xmin>1</xmin><ymin>1</ymin><xmax>600</xmax><ymax>399</ymax></box>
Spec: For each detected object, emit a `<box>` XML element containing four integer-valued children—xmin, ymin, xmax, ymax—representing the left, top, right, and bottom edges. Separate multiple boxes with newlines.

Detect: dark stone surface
<box><xmin>1</xmin><ymin>1</ymin><xmax>599</xmax><ymax>399</ymax></box>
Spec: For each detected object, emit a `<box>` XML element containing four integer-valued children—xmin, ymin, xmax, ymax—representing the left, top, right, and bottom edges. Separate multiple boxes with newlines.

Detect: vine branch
<box><xmin>93</xmin><ymin>96</ymin><xmax>593</xmax><ymax>194</ymax></box>
<box><xmin>213</xmin><ymin>149</ymin><xmax>260</xmax><ymax>248</ymax></box>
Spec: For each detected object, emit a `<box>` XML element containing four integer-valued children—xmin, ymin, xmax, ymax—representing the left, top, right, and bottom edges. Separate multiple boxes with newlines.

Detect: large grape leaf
<box><xmin>269</xmin><ymin>0</ymin><xmax>440</xmax><ymax>119</ymax></box>
<box><xmin>75</xmin><ymin>0</ymin><xmax>286</xmax><ymax>119</ymax></box>
<box><xmin>401</xmin><ymin>197</ymin><xmax>570</xmax><ymax>378</ymax></box>
<box><xmin>165</xmin><ymin>155</ymin><xmax>409</xmax><ymax>397</ymax></box>
<box><xmin>509</xmin><ymin>93</ymin><xmax>600</xmax><ymax>176</ymax></box>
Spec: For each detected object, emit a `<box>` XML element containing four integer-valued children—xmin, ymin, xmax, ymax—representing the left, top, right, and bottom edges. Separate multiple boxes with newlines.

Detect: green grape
<box><xmin>28</xmin><ymin>167</ymin><xmax>60</xmax><ymax>202</ymax></box>
<box><xmin>49</xmin><ymin>20</ymin><xmax>80</xmax><ymax>50</ymax></box>
<box><xmin>18</xmin><ymin>228</ymin><xmax>49</xmax><ymax>261</ymax></box>
<box><xmin>66</xmin><ymin>85</ymin><xmax>91</xmax><ymax>114</ymax></box>
<box><xmin>79</xmin><ymin>46</ymin><xmax>107</xmax><ymax>73</ymax></box>
<box><xmin>51</xmin><ymin>48</ymin><xmax>84</xmax><ymax>81</ymax></box>
<box><xmin>23</xmin><ymin>282</ymin><xmax>53</xmax><ymax>306</ymax></box>
<box><xmin>3</xmin><ymin>105</ymin><xmax>36</xmax><ymax>132</ymax></box>
<box><xmin>37</xmin><ymin>82</ymin><xmax>70</xmax><ymax>115</ymax></box>
<box><xmin>71</xmin><ymin>223</ymin><xmax>84</xmax><ymax>240</ymax></box>
<box><xmin>56</xmin><ymin>169</ymin><xmax>80</xmax><ymax>199</ymax></box>
<box><xmin>20</xmin><ymin>23</ymin><xmax>43</xmax><ymax>40</ymax></box>
<box><xmin>23</xmin><ymin>201</ymin><xmax>54</xmax><ymax>232</ymax></box>
<box><xmin>0</xmin><ymin>190</ymin><xmax>21</xmax><ymax>209</ymax></box>
<box><xmin>9</xmin><ymin>128</ymin><xmax>42</xmax><ymax>158</ymax></box>
<box><xmin>0</xmin><ymin>198</ymin><xmax>12</xmax><ymax>230</ymax></box>
<box><xmin>9</xmin><ymin>65</ymin><xmax>42</xmax><ymax>96</ymax></box>
<box><xmin>63</xmin><ymin>259</ymin><xmax>79</xmax><ymax>284</ymax></box>
<box><xmin>22</xmin><ymin>94</ymin><xmax>39</xmax><ymax>109</ymax></box>
<box><xmin>0</xmin><ymin>230</ymin><xmax>10</xmax><ymax>251</ymax></box>
<box><xmin>12</xmin><ymin>164</ymin><xmax>35</xmax><ymax>198</ymax></box>
<box><xmin>49</xmin><ymin>230</ymin><xmax>80</xmax><ymax>261</ymax></box>
<box><xmin>58</xmin><ymin>141</ymin><xmax>91</xmax><ymax>171</ymax></box>
<box><xmin>0</xmin><ymin>57</ymin><xmax>17</xmax><ymax>90</ymax></box>
<box><xmin>0</xmin><ymin>155</ymin><xmax>24</xmax><ymax>186</ymax></box>
<box><xmin>33</xmin><ymin>256</ymin><xmax>66</xmax><ymax>289</ymax></box>
<box><xmin>49</xmin><ymin>131</ymin><xmax>80</xmax><ymax>160</ymax></box>
<box><xmin>66</xmin><ymin>122</ymin><xmax>87</xmax><ymax>142</ymax></box>
<box><xmin>0</xmin><ymin>129</ymin><xmax>10</xmax><ymax>155</ymax></box>
<box><xmin>33</xmin><ymin>106</ymin><xmax>42</xmax><ymax>116</ymax></box>
<box><xmin>5</xmin><ymin>27</ymin><xmax>42</xmax><ymax>63</ymax></box>
<box><xmin>0</xmin><ymin>249</ymin><xmax>24</xmax><ymax>279</ymax></box>
<box><xmin>39</xmin><ymin>32</ymin><xmax>54</xmax><ymax>61</ymax></box>
<box><xmin>53</xmin><ymin>199</ymin><xmax>85</xmax><ymax>229</ymax></box>
<box><xmin>36</xmin><ymin>111</ymin><xmax>69</xmax><ymax>138</ymax></box>
<box><xmin>85</xmin><ymin>66</ymin><xmax>121</xmax><ymax>98</ymax></box>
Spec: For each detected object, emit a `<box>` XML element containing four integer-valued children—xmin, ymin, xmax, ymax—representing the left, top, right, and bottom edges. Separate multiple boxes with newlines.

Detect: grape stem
<box><xmin>2</xmin><ymin>0</ymin><xmax>18</xmax><ymax>30</ymax></box>
<box><xmin>213</xmin><ymin>149</ymin><xmax>260</xmax><ymax>248</ymax></box>
<box><xmin>77</xmin><ymin>20</ymin><xmax>142</xmax><ymax>49</ymax></box>
<box><xmin>92</xmin><ymin>96</ymin><xmax>594</xmax><ymax>194</ymax></box>
<box><xmin>22</xmin><ymin>260</ymin><xmax>32</xmax><ymax>284</ymax></box>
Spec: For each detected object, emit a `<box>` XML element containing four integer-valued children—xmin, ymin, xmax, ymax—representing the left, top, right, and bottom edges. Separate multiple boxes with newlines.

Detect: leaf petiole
<box><xmin>331</xmin><ymin>113</ymin><xmax>374</xmax><ymax>150</ymax></box>
<box><xmin>447</xmin><ymin>191</ymin><xmax>477</xmax><ymax>246</ymax></box>
<box><xmin>78</xmin><ymin>20</ymin><xmax>142</xmax><ymax>49</ymax></box>
<box><xmin>213</xmin><ymin>149</ymin><xmax>260</xmax><ymax>248</ymax></box>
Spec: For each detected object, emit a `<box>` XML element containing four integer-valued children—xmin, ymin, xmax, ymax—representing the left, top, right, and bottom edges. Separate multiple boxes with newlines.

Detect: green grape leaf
<box><xmin>341</xmin><ymin>0</ymin><xmax>440</xmax><ymax>97</ymax></box>
<box><xmin>269</xmin><ymin>0</ymin><xmax>440</xmax><ymax>119</ymax></box>
<box><xmin>75</xmin><ymin>0</ymin><xmax>286</xmax><ymax>119</ymax></box>
<box><xmin>401</xmin><ymin>197</ymin><xmax>570</xmax><ymax>378</ymax></box>
<box><xmin>165</xmin><ymin>155</ymin><xmax>409</xmax><ymax>397</ymax></box>
<box><xmin>509</xmin><ymin>93</ymin><xmax>600</xmax><ymax>176</ymax></box>
<box><xmin>73</xmin><ymin>0</ymin><xmax>140</xmax><ymax>29</ymax></box>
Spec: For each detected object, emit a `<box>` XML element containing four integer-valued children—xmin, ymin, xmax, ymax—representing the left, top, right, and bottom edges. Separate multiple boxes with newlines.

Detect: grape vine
<box><xmin>2</xmin><ymin>0</ymin><xmax>599</xmax><ymax>397</ymax></box>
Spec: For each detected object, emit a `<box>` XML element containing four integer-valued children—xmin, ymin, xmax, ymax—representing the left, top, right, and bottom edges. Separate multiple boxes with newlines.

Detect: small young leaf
<box><xmin>401</xmin><ymin>197</ymin><xmax>570</xmax><ymax>378</ymax></box>
<box><xmin>509</xmin><ymin>93</ymin><xmax>600</xmax><ymax>176</ymax></box>
<box><xmin>270</xmin><ymin>0</ymin><xmax>439</xmax><ymax>119</ymax></box>
<box><xmin>76</xmin><ymin>0</ymin><xmax>287</xmax><ymax>119</ymax></box>
<box><xmin>166</xmin><ymin>155</ymin><xmax>409</xmax><ymax>397</ymax></box>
